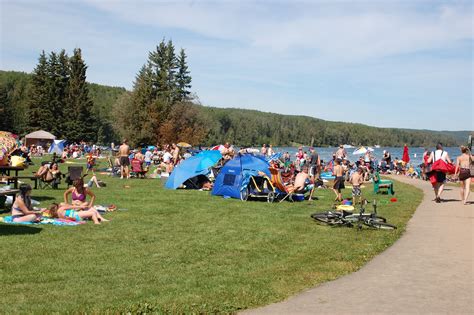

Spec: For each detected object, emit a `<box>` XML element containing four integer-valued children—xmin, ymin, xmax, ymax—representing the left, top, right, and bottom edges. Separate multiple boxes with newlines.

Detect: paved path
<box><xmin>243</xmin><ymin>177</ymin><xmax>473</xmax><ymax>314</ymax></box>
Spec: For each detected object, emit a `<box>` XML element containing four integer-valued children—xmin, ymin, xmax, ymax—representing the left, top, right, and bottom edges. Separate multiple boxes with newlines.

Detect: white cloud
<box><xmin>85</xmin><ymin>0</ymin><xmax>473</xmax><ymax>62</ymax></box>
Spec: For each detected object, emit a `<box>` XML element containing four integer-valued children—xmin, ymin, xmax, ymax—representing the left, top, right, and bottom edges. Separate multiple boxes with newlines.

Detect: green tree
<box><xmin>65</xmin><ymin>48</ymin><xmax>96</xmax><ymax>142</ymax></box>
<box><xmin>176</xmin><ymin>48</ymin><xmax>192</xmax><ymax>101</ymax></box>
<box><xmin>28</xmin><ymin>51</ymin><xmax>51</xmax><ymax>132</ymax></box>
<box><xmin>0</xmin><ymin>84</ymin><xmax>14</xmax><ymax>130</ymax></box>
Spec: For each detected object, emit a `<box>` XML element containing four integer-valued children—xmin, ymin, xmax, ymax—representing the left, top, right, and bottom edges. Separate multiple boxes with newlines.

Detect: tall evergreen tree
<box><xmin>65</xmin><ymin>48</ymin><xmax>96</xmax><ymax>142</ymax></box>
<box><xmin>28</xmin><ymin>51</ymin><xmax>51</xmax><ymax>132</ymax></box>
<box><xmin>0</xmin><ymin>84</ymin><xmax>14</xmax><ymax>131</ymax></box>
<box><xmin>176</xmin><ymin>48</ymin><xmax>192</xmax><ymax>101</ymax></box>
<box><xmin>48</xmin><ymin>50</ymin><xmax>70</xmax><ymax>137</ymax></box>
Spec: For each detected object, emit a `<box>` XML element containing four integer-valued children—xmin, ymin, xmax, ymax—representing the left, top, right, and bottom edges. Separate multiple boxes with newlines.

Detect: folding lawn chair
<box><xmin>65</xmin><ymin>166</ymin><xmax>86</xmax><ymax>187</ymax></box>
<box><xmin>269</xmin><ymin>167</ymin><xmax>296</xmax><ymax>202</ymax></box>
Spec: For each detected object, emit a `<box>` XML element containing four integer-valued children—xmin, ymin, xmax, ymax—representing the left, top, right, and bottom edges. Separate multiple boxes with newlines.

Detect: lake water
<box><xmin>254</xmin><ymin>146</ymin><xmax>462</xmax><ymax>166</ymax></box>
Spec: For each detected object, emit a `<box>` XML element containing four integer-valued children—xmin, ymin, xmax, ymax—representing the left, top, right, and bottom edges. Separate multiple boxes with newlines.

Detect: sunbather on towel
<box><xmin>48</xmin><ymin>203</ymin><xmax>109</xmax><ymax>225</ymax></box>
<box><xmin>11</xmin><ymin>184</ymin><xmax>44</xmax><ymax>223</ymax></box>
<box><xmin>64</xmin><ymin>178</ymin><xmax>96</xmax><ymax>208</ymax></box>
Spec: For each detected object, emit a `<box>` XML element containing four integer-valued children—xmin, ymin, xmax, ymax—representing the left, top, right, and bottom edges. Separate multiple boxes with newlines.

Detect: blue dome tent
<box><xmin>212</xmin><ymin>153</ymin><xmax>271</xmax><ymax>199</ymax></box>
<box><xmin>48</xmin><ymin>139</ymin><xmax>66</xmax><ymax>155</ymax></box>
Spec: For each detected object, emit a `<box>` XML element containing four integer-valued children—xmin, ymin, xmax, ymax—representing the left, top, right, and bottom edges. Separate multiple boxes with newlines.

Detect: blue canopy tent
<box><xmin>48</xmin><ymin>139</ymin><xmax>66</xmax><ymax>155</ymax></box>
<box><xmin>165</xmin><ymin>150</ymin><xmax>222</xmax><ymax>189</ymax></box>
<box><xmin>212</xmin><ymin>153</ymin><xmax>271</xmax><ymax>199</ymax></box>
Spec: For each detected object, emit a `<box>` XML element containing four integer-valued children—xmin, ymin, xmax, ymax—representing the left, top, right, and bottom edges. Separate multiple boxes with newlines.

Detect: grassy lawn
<box><xmin>0</xmin><ymin>158</ymin><xmax>423</xmax><ymax>313</ymax></box>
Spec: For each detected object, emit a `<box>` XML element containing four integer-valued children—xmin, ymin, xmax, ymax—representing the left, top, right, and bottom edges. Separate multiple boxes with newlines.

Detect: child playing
<box><xmin>350</xmin><ymin>167</ymin><xmax>364</xmax><ymax>205</ymax></box>
<box><xmin>48</xmin><ymin>203</ymin><xmax>109</xmax><ymax>225</ymax></box>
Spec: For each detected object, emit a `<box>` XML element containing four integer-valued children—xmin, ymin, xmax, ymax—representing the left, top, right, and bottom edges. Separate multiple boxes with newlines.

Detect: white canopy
<box><xmin>25</xmin><ymin>130</ymin><xmax>56</xmax><ymax>140</ymax></box>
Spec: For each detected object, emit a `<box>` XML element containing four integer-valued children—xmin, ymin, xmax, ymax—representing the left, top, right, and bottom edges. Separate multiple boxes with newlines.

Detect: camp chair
<box><xmin>130</xmin><ymin>159</ymin><xmax>147</xmax><ymax>178</ymax></box>
<box><xmin>269</xmin><ymin>167</ymin><xmax>296</xmax><ymax>202</ymax></box>
<box><xmin>65</xmin><ymin>166</ymin><xmax>86</xmax><ymax>187</ymax></box>
<box><xmin>373</xmin><ymin>171</ymin><xmax>395</xmax><ymax>195</ymax></box>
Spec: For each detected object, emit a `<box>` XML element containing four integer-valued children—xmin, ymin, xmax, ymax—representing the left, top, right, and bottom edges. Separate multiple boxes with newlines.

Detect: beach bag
<box><xmin>431</xmin><ymin>160</ymin><xmax>455</xmax><ymax>174</ymax></box>
<box><xmin>10</xmin><ymin>155</ymin><xmax>26</xmax><ymax>167</ymax></box>
<box><xmin>429</xmin><ymin>173</ymin><xmax>438</xmax><ymax>185</ymax></box>
<box><xmin>431</xmin><ymin>151</ymin><xmax>455</xmax><ymax>174</ymax></box>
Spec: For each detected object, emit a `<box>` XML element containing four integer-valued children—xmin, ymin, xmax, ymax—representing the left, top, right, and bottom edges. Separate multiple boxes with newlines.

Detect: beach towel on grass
<box><xmin>0</xmin><ymin>216</ymin><xmax>85</xmax><ymax>226</ymax></box>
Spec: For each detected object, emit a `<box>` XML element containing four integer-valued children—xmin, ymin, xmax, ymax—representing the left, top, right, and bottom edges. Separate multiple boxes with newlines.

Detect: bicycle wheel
<box><xmin>311</xmin><ymin>212</ymin><xmax>342</xmax><ymax>225</ymax></box>
<box><xmin>365</xmin><ymin>220</ymin><xmax>397</xmax><ymax>230</ymax></box>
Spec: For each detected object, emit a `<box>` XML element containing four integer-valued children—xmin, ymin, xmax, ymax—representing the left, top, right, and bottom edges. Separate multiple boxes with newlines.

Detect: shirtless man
<box><xmin>171</xmin><ymin>143</ymin><xmax>180</xmax><ymax>166</ymax></box>
<box><xmin>335</xmin><ymin>145</ymin><xmax>347</xmax><ymax>160</ymax></box>
<box><xmin>350</xmin><ymin>167</ymin><xmax>364</xmax><ymax>205</ymax></box>
<box><xmin>294</xmin><ymin>167</ymin><xmax>314</xmax><ymax>196</ymax></box>
<box><xmin>332</xmin><ymin>159</ymin><xmax>345</xmax><ymax>202</ymax></box>
<box><xmin>118</xmin><ymin>139</ymin><xmax>130</xmax><ymax>179</ymax></box>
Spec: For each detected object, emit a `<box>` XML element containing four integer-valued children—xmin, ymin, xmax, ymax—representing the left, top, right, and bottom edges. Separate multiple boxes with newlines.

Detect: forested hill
<box><xmin>199</xmin><ymin>107</ymin><xmax>463</xmax><ymax>147</ymax></box>
<box><xmin>0</xmin><ymin>70</ymin><xmax>465</xmax><ymax>147</ymax></box>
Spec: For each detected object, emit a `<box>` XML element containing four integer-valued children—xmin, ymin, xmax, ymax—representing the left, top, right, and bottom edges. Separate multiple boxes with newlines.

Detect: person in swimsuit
<box><xmin>332</xmin><ymin>159</ymin><xmax>345</xmax><ymax>202</ymax></box>
<box><xmin>455</xmin><ymin>146</ymin><xmax>473</xmax><ymax>205</ymax></box>
<box><xmin>350</xmin><ymin>167</ymin><xmax>364</xmax><ymax>206</ymax></box>
<box><xmin>48</xmin><ymin>203</ymin><xmax>109</xmax><ymax>225</ymax></box>
<box><xmin>118</xmin><ymin>139</ymin><xmax>130</xmax><ymax>179</ymax></box>
<box><xmin>11</xmin><ymin>184</ymin><xmax>44</xmax><ymax>223</ymax></box>
<box><xmin>63</xmin><ymin>178</ymin><xmax>96</xmax><ymax>208</ymax></box>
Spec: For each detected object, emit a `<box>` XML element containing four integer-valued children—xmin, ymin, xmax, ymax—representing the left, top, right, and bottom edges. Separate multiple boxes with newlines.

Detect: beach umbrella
<box><xmin>177</xmin><ymin>142</ymin><xmax>191</xmax><ymax>148</ymax></box>
<box><xmin>165</xmin><ymin>150</ymin><xmax>222</xmax><ymax>189</ymax></box>
<box><xmin>402</xmin><ymin>145</ymin><xmax>410</xmax><ymax>163</ymax></box>
<box><xmin>0</xmin><ymin>131</ymin><xmax>19</xmax><ymax>154</ymax></box>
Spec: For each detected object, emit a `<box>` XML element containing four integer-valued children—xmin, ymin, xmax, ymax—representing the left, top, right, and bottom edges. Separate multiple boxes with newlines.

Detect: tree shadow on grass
<box><xmin>0</xmin><ymin>224</ymin><xmax>42</xmax><ymax>236</ymax></box>
<box><xmin>32</xmin><ymin>196</ymin><xmax>56</xmax><ymax>202</ymax></box>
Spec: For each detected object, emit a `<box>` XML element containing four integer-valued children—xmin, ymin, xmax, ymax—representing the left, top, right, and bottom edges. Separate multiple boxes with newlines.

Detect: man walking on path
<box><xmin>118</xmin><ymin>139</ymin><xmax>130</xmax><ymax>179</ymax></box>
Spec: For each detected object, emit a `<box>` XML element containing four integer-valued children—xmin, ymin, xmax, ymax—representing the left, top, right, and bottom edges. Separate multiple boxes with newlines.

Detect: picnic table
<box><xmin>0</xmin><ymin>166</ymin><xmax>25</xmax><ymax>177</ymax></box>
<box><xmin>0</xmin><ymin>166</ymin><xmax>38</xmax><ymax>189</ymax></box>
<box><xmin>0</xmin><ymin>188</ymin><xmax>20</xmax><ymax>209</ymax></box>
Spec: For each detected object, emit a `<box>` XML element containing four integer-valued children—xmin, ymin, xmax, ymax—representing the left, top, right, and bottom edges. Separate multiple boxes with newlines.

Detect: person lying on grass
<box><xmin>64</xmin><ymin>178</ymin><xmax>96</xmax><ymax>207</ymax></box>
<box><xmin>48</xmin><ymin>203</ymin><xmax>109</xmax><ymax>225</ymax></box>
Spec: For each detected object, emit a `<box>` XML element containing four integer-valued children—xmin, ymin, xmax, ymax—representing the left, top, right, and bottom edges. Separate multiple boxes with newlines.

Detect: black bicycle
<box><xmin>311</xmin><ymin>199</ymin><xmax>397</xmax><ymax>230</ymax></box>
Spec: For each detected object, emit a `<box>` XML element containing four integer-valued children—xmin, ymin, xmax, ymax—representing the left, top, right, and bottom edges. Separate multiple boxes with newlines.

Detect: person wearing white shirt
<box><xmin>427</xmin><ymin>143</ymin><xmax>452</xmax><ymax>203</ymax></box>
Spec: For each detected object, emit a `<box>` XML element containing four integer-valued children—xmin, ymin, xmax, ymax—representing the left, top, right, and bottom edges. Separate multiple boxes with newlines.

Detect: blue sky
<box><xmin>1</xmin><ymin>0</ymin><xmax>472</xmax><ymax>131</ymax></box>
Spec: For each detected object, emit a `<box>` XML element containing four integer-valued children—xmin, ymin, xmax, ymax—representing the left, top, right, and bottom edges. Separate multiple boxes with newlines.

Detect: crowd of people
<box><xmin>4</xmin><ymin>138</ymin><xmax>473</xmax><ymax>224</ymax></box>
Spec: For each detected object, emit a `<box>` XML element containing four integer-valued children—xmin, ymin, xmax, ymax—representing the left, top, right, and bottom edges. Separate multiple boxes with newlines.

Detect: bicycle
<box><xmin>310</xmin><ymin>199</ymin><xmax>397</xmax><ymax>230</ymax></box>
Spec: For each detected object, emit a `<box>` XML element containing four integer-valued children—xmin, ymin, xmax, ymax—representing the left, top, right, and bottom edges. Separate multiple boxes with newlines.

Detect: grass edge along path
<box><xmin>0</xmin><ymin>161</ymin><xmax>422</xmax><ymax>314</ymax></box>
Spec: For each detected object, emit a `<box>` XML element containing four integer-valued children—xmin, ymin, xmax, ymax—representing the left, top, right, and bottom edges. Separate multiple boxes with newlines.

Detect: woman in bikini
<box><xmin>48</xmin><ymin>203</ymin><xmax>108</xmax><ymax>225</ymax></box>
<box><xmin>455</xmin><ymin>146</ymin><xmax>473</xmax><ymax>205</ymax></box>
<box><xmin>63</xmin><ymin>178</ymin><xmax>96</xmax><ymax>208</ymax></box>
<box><xmin>11</xmin><ymin>184</ymin><xmax>43</xmax><ymax>223</ymax></box>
